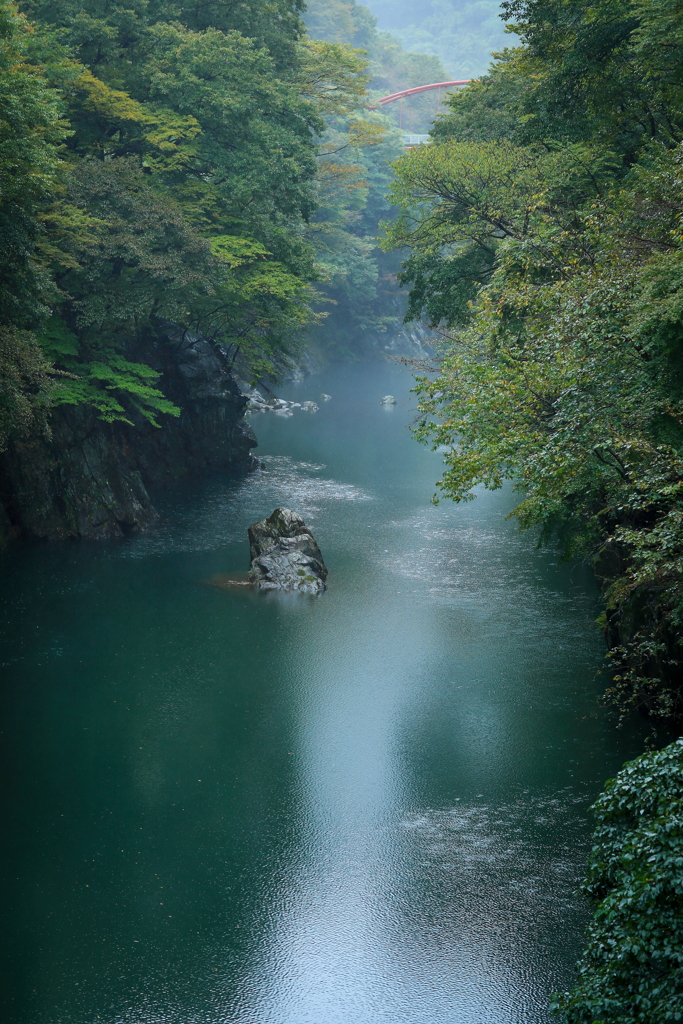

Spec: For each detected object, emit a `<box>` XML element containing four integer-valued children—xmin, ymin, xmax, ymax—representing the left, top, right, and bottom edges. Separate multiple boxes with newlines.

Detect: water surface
<box><xmin>0</xmin><ymin>361</ymin><xmax>644</xmax><ymax>1023</ymax></box>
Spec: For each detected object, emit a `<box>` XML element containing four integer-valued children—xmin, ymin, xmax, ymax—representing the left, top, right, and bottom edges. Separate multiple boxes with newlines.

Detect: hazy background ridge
<box><xmin>361</xmin><ymin>0</ymin><xmax>508</xmax><ymax>79</ymax></box>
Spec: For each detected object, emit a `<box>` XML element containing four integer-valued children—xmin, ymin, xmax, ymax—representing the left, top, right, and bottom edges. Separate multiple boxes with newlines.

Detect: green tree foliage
<box><xmin>0</xmin><ymin>0</ymin><xmax>369</xmax><ymax>427</ymax></box>
<box><xmin>26</xmin><ymin>1</ymin><xmax>327</xmax><ymax>383</ymax></box>
<box><xmin>0</xmin><ymin>0</ymin><xmax>67</xmax><ymax>329</ymax></box>
<box><xmin>430</xmin><ymin>60</ymin><xmax>528</xmax><ymax>144</ymax></box>
<box><xmin>551</xmin><ymin>739</ymin><xmax>683</xmax><ymax>1024</ymax></box>
<box><xmin>500</xmin><ymin>0</ymin><xmax>683</xmax><ymax>153</ymax></box>
<box><xmin>383</xmin><ymin>0</ymin><xmax>683</xmax><ymax>723</ymax></box>
<box><xmin>21</xmin><ymin>0</ymin><xmax>308</xmax><ymax>72</ymax></box>
<box><xmin>0</xmin><ymin>1</ymin><xmax>67</xmax><ymax>444</ymax></box>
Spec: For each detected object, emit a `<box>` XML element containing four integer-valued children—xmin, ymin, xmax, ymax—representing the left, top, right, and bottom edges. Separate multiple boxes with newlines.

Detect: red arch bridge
<box><xmin>368</xmin><ymin>80</ymin><xmax>471</xmax><ymax>142</ymax></box>
<box><xmin>373</xmin><ymin>80</ymin><xmax>470</xmax><ymax>106</ymax></box>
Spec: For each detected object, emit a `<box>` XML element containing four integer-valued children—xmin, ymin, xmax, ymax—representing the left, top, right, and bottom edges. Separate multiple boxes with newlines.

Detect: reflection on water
<box><xmin>0</xmin><ymin>361</ymin><xmax>645</xmax><ymax>1024</ymax></box>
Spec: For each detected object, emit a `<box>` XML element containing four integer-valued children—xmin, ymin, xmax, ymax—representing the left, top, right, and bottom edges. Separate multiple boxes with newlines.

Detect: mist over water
<box><xmin>0</xmin><ymin>361</ymin><xmax>645</xmax><ymax>1024</ymax></box>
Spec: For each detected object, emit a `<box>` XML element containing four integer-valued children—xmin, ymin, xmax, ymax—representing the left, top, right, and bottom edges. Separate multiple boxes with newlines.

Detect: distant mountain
<box><xmin>359</xmin><ymin>0</ymin><xmax>509</xmax><ymax>78</ymax></box>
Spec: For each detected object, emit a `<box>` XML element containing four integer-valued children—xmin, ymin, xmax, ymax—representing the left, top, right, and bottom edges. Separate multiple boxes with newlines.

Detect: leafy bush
<box><xmin>553</xmin><ymin>739</ymin><xmax>683</xmax><ymax>1023</ymax></box>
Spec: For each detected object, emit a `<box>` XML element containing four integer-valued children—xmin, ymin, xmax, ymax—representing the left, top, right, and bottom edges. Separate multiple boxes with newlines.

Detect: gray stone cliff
<box><xmin>0</xmin><ymin>328</ymin><xmax>257</xmax><ymax>544</ymax></box>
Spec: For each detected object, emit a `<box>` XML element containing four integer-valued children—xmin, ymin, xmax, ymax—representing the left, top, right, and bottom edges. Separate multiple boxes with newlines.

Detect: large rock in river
<box><xmin>248</xmin><ymin>508</ymin><xmax>327</xmax><ymax>594</ymax></box>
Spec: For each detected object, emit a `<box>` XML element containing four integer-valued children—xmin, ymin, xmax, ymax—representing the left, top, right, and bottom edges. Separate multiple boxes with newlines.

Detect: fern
<box><xmin>38</xmin><ymin>320</ymin><xmax>180</xmax><ymax>426</ymax></box>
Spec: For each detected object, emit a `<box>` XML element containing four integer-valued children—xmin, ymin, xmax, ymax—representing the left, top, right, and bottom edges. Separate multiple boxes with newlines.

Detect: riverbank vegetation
<box><xmin>551</xmin><ymin>738</ymin><xmax>683</xmax><ymax>1023</ymax></box>
<box><xmin>383</xmin><ymin>8</ymin><xmax>683</xmax><ymax>1016</ymax></box>
<box><xmin>0</xmin><ymin>0</ymin><xmax>448</xmax><ymax>440</ymax></box>
<box><xmin>384</xmin><ymin>0</ymin><xmax>683</xmax><ymax>732</ymax></box>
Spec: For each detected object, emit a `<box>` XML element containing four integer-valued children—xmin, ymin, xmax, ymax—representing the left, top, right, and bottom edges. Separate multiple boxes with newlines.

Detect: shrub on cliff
<box><xmin>552</xmin><ymin>739</ymin><xmax>683</xmax><ymax>1023</ymax></box>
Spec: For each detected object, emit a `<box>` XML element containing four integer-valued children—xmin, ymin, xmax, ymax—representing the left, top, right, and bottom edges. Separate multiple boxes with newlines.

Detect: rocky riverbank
<box><xmin>237</xmin><ymin>384</ymin><xmax>332</xmax><ymax>417</ymax></box>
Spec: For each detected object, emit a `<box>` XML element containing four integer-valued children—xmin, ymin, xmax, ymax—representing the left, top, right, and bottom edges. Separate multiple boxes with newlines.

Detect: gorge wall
<box><xmin>0</xmin><ymin>329</ymin><xmax>257</xmax><ymax>546</ymax></box>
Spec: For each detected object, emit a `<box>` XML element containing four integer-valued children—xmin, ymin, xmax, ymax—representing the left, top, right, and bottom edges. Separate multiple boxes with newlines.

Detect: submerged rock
<box><xmin>301</xmin><ymin>401</ymin><xmax>319</xmax><ymax>412</ymax></box>
<box><xmin>320</xmin><ymin>393</ymin><xmax>332</xmax><ymax>401</ymax></box>
<box><xmin>380</xmin><ymin>395</ymin><xmax>397</xmax><ymax>405</ymax></box>
<box><xmin>248</xmin><ymin>507</ymin><xmax>327</xmax><ymax>594</ymax></box>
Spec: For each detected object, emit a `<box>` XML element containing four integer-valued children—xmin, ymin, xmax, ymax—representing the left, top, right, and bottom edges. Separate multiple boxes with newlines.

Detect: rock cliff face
<box><xmin>0</xmin><ymin>328</ymin><xmax>257</xmax><ymax>543</ymax></box>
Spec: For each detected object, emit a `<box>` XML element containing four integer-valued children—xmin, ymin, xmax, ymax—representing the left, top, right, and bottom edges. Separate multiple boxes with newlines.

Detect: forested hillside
<box><xmin>0</xmin><ymin>0</ymin><xmax>375</xmax><ymax>537</ymax></box>
<box><xmin>1</xmin><ymin>0</ymin><xmax>365</xmax><ymax>420</ymax></box>
<box><xmin>306</xmin><ymin>0</ymin><xmax>448</xmax><ymax>132</ymax></box>
<box><xmin>0</xmin><ymin>0</ymin><xmax>454</xmax><ymax>530</ymax></box>
<box><xmin>364</xmin><ymin>0</ymin><xmax>508</xmax><ymax>80</ymax></box>
<box><xmin>303</xmin><ymin>0</ymin><xmax>449</xmax><ymax>355</ymax></box>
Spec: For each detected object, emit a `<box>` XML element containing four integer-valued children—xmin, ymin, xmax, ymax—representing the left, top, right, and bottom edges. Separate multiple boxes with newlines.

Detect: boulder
<box><xmin>248</xmin><ymin>507</ymin><xmax>327</xmax><ymax>594</ymax></box>
<box><xmin>380</xmin><ymin>394</ymin><xmax>397</xmax><ymax>405</ymax></box>
<box><xmin>320</xmin><ymin>393</ymin><xmax>332</xmax><ymax>401</ymax></box>
<box><xmin>246</xmin><ymin>392</ymin><xmax>267</xmax><ymax>411</ymax></box>
<box><xmin>301</xmin><ymin>401</ymin><xmax>319</xmax><ymax>412</ymax></box>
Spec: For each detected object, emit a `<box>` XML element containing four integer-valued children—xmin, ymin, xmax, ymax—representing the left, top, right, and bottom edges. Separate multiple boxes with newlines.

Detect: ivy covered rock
<box><xmin>247</xmin><ymin>508</ymin><xmax>327</xmax><ymax>594</ymax></box>
<box><xmin>553</xmin><ymin>739</ymin><xmax>683</xmax><ymax>1024</ymax></box>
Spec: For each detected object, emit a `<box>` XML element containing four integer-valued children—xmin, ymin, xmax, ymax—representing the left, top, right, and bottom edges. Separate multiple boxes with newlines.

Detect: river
<box><xmin>0</xmin><ymin>359</ymin><xmax>644</xmax><ymax>1024</ymax></box>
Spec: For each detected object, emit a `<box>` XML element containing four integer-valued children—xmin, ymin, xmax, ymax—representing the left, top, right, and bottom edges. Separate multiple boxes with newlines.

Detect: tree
<box><xmin>7</xmin><ymin>0</ymin><xmax>371</xmax><ymax>416</ymax></box>
<box><xmin>500</xmin><ymin>0</ymin><xmax>683</xmax><ymax>154</ymax></box>
<box><xmin>0</xmin><ymin>0</ymin><xmax>67</xmax><ymax>327</ymax></box>
<box><xmin>0</xmin><ymin>0</ymin><xmax>67</xmax><ymax>446</ymax></box>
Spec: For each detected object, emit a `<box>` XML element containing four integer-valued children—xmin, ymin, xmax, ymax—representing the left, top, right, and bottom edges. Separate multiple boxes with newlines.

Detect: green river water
<box><xmin>0</xmin><ymin>360</ymin><xmax>645</xmax><ymax>1024</ymax></box>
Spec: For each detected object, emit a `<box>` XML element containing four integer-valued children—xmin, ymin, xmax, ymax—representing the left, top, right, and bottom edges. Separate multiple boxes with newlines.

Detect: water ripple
<box><xmin>122</xmin><ymin>457</ymin><xmax>373</xmax><ymax>557</ymax></box>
